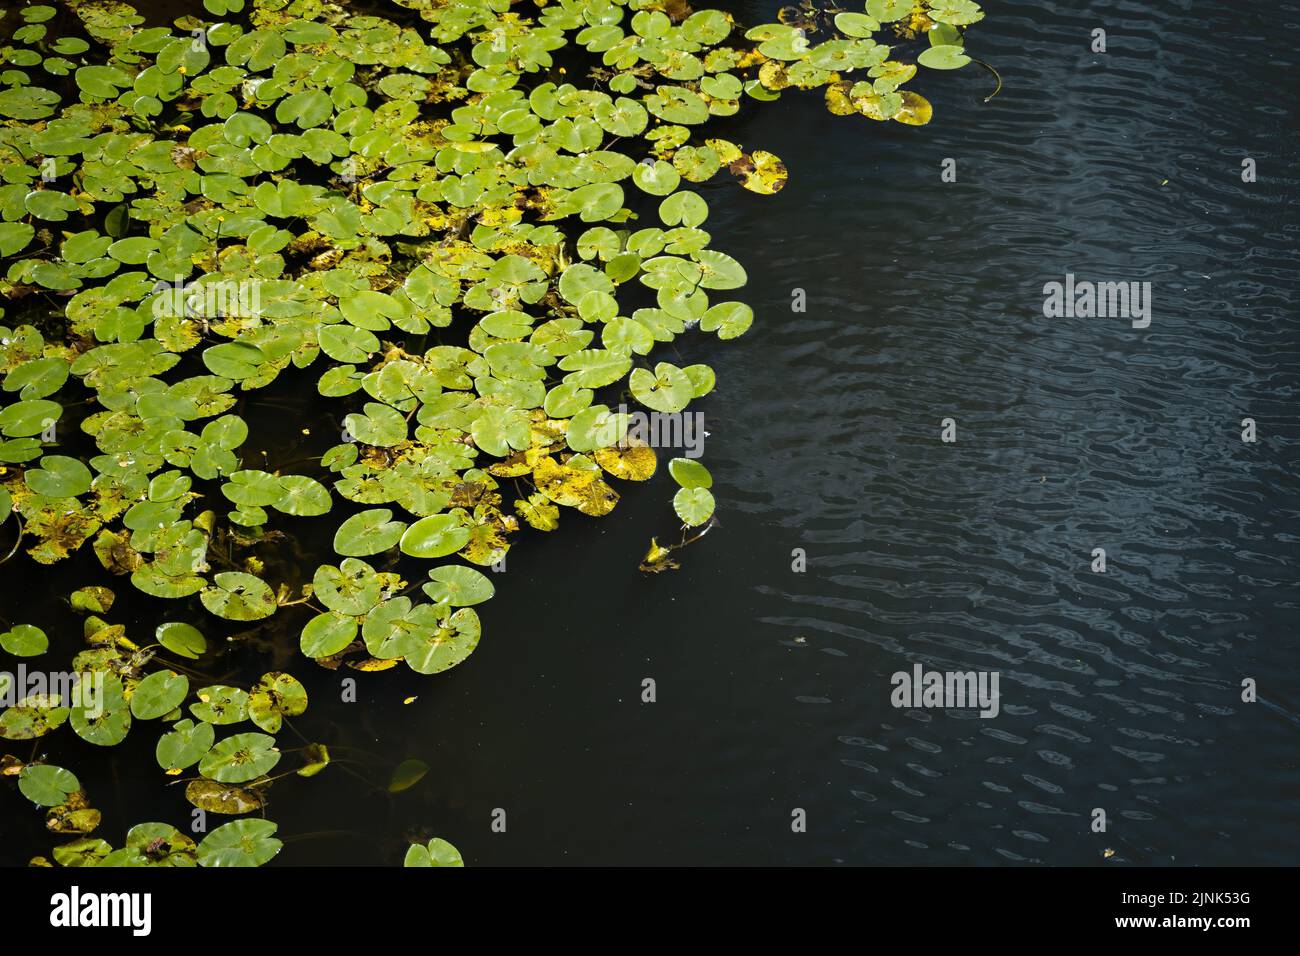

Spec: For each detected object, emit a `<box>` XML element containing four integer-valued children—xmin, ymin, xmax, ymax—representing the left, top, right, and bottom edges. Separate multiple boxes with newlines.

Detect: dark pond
<box><xmin>3</xmin><ymin>0</ymin><xmax>1298</xmax><ymax>866</ymax></box>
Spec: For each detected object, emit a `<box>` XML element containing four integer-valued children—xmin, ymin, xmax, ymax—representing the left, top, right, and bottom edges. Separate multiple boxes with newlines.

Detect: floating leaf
<box><xmin>130</xmin><ymin>670</ymin><xmax>189</xmax><ymax>720</ymax></box>
<box><xmin>668</xmin><ymin>458</ymin><xmax>713</xmax><ymax>489</ymax></box>
<box><xmin>422</xmin><ymin>566</ymin><xmax>495</xmax><ymax>607</ymax></box>
<box><xmin>917</xmin><ymin>45</ymin><xmax>972</xmax><ymax>70</ymax></box>
<box><xmin>190</xmin><ymin>685</ymin><xmax>250</xmax><ymax>725</ymax></box>
<box><xmin>404</xmin><ymin>837</ymin><xmax>464</xmax><ymax>867</ymax></box>
<box><xmin>403</xmin><ymin>607</ymin><xmax>481</xmax><ymax>675</ymax></box>
<box><xmin>25</xmin><ymin>455</ymin><xmax>92</xmax><ymax>497</ymax></box>
<box><xmin>334</xmin><ymin>508</ymin><xmax>408</xmax><ymax>557</ymax></box>
<box><xmin>199</xmin><ymin>732</ymin><xmax>281</xmax><ymax>784</ymax></box>
<box><xmin>69</xmin><ymin>587</ymin><xmax>114</xmax><ymax>614</ymax></box>
<box><xmin>157</xmin><ymin>622</ymin><xmax>207</xmax><ymax>659</ymax></box>
<box><xmin>157</xmin><ymin>719</ymin><xmax>215</xmax><ymax>773</ymax></box>
<box><xmin>52</xmin><ymin>838</ymin><xmax>111</xmax><ymax>868</ymax></box>
<box><xmin>185</xmin><ymin>779</ymin><xmax>265</xmax><ymax>815</ymax></box>
<box><xmin>673</xmin><ymin>487</ymin><xmax>716</xmax><ymax>527</ymax></box>
<box><xmin>248</xmin><ymin>672</ymin><xmax>307</xmax><ymax>734</ymax></box>
<box><xmin>70</xmin><ymin>673</ymin><xmax>130</xmax><ymax>746</ymax></box>
<box><xmin>201</xmin><ymin>572</ymin><xmax>276</xmax><ymax>621</ymax></box>
<box><xmin>401</xmin><ymin>514</ymin><xmax>472</xmax><ymax>559</ymax></box>
<box><xmin>594</xmin><ymin>442</ymin><xmax>657</xmax><ymax>481</ymax></box>
<box><xmin>18</xmin><ymin>765</ymin><xmax>80</xmax><ymax>807</ymax></box>
<box><xmin>1</xmin><ymin>624</ymin><xmax>48</xmax><ymax>657</ymax></box>
<box><xmin>196</xmin><ymin>819</ymin><xmax>282</xmax><ymax>867</ymax></box>
<box><xmin>893</xmin><ymin>91</ymin><xmax>934</xmax><ymax>126</ymax></box>
<box><xmin>630</xmin><ymin>363</ymin><xmax>694</xmax><ymax>414</ymax></box>
<box><xmin>0</xmin><ymin>695</ymin><xmax>70</xmax><ymax>740</ymax></box>
<box><xmin>300</xmin><ymin>611</ymin><xmax>358</xmax><ymax>659</ymax></box>
<box><xmin>730</xmin><ymin>150</ymin><xmax>788</xmax><ymax>195</ymax></box>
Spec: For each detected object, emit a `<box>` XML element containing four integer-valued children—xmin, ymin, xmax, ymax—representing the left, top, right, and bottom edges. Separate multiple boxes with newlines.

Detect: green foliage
<box><xmin>0</xmin><ymin>0</ymin><xmax>982</xmax><ymax>867</ymax></box>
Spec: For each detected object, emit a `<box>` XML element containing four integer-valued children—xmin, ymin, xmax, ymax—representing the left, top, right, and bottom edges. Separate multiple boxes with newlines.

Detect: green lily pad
<box><xmin>404</xmin><ymin>606</ymin><xmax>481</xmax><ymax>675</ymax></box>
<box><xmin>4</xmin><ymin>356</ymin><xmax>69</xmax><ymax>400</ymax></box>
<box><xmin>70</xmin><ymin>673</ymin><xmax>131</xmax><ymax>746</ymax></box>
<box><xmin>334</xmin><ymin>508</ymin><xmax>407</xmax><ymax>556</ymax></box>
<box><xmin>917</xmin><ymin>45</ymin><xmax>972</xmax><ymax>70</ymax></box>
<box><xmin>0</xmin><ymin>399</ymin><xmax>60</xmax><ymax>438</ymax></box>
<box><xmin>196</xmin><ymin>818</ymin><xmax>283</xmax><ymax>867</ymax></box>
<box><xmin>157</xmin><ymin>622</ymin><xmax>206</xmax><ymax>659</ymax></box>
<box><xmin>200</xmin><ymin>572</ymin><xmax>276</xmax><ymax>621</ymax></box>
<box><xmin>300</xmin><ymin>610</ymin><xmax>358</xmax><ymax>658</ymax></box>
<box><xmin>404</xmin><ymin>837</ymin><xmax>464</xmax><ymax>867</ymax></box>
<box><xmin>630</xmin><ymin>363</ymin><xmax>694</xmax><ymax>414</ymax></box>
<box><xmin>668</xmin><ymin>457</ymin><xmax>713</xmax><ymax>489</ymax></box>
<box><xmin>276</xmin><ymin>475</ymin><xmax>332</xmax><ymax>516</ymax></box>
<box><xmin>401</xmin><ymin>513</ymin><xmax>472</xmax><ymax>559</ymax></box>
<box><xmin>190</xmin><ymin>684</ymin><xmax>250</xmax><ymax>725</ymax></box>
<box><xmin>0</xmin><ymin>695</ymin><xmax>69</xmax><ymax>740</ymax></box>
<box><xmin>25</xmin><ymin>455</ymin><xmax>92</xmax><ymax>497</ymax></box>
<box><xmin>199</xmin><ymin>732</ymin><xmax>281</xmax><ymax>784</ymax></box>
<box><xmin>1</xmin><ymin>624</ymin><xmax>48</xmax><ymax>657</ymax></box>
<box><xmin>52</xmin><ymin>838</ymin><xmax>112</xmax><ymax>868</ymax></box>
<box><xmin>422</xmin><ymin>565</ymin><xmax>495</xmax><ymax>607</ymax></box>
<box><xmin>18</xmin><ymin>764</ymin><xmax>81</xmax><ymax>807</ymax></box>
<box><xmin>130</xmin><ymin>670</ymin><xmax>190</xmax><ymax>720</ymax></box>
<box><xmin>313</xmin><ymin>558</ymin><xmax>386</xmax><ymax>616</ymax></box>
<box><xmin>157</xmin><ymin>718</ymin><xmax>215</xmax><ymax>772</ymax></box>
<box><xmin>673</xmin><ymin>486</ymin><xmax>715</xmax><ymax>527</ymax></box>
<box><xmin>248</xmin><ymin>672</ymin><xmax>307</xmax><ymax>734</ymax></box>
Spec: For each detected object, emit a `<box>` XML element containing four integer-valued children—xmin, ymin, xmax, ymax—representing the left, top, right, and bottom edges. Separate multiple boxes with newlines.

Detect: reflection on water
<box><xmin>3</xmin><ymin>0</ymin><xmax>1298</xmax><ymax>866</ymax></box>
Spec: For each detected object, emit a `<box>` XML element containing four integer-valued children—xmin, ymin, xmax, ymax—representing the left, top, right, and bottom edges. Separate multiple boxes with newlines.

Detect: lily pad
<box><xmin>669</xmin><ymin>457</ymin><xmax>713</xmax><ymax>489</ymax></box>
<box><xmin>190</xmin><ymin>685</ymin><xmax>250</xmax><ymax>725</ymax></box>
<box><xmin>300</xmin><ymin>610</ymin><xmax>358</xmax><ymax>658</ymax></box>
<box><xmin>673</xmin><ymin>486</ymin><xmax>716</xmax><ymax>527</ymax></box>
<box><xmin>334</xmin><ymin>508</ymin><xmax>407</xmax><ymax>556</ymax></box>
<box><xmin>1</xmin><ymin>624</ymin><xmax>48</xmax><ymax>657</ymax></box>
<box><xmin>401</xmin><ymin>513</ymin><xmax>472</xmax><ymax>559</ymax></box>
<box><xmin>18</xmin><ymin>764</ymin><xmax>81</xmax><ymax>807</ymax></box>
<box><xmin>201</xmin><ymin>572</ymin><xmax>276</xmax><ymax>621</ymax></box>
<box><xmin>25</xmin><ymin>455</ymin><xmax>92</xmax><ymax>497</ymax></box>
<box><xmin>130</xmin><ymin>670</ymin><xmax>190</xmax><ymax>720</ymax></box>
<box><xmin>917</xmin><ymin>45</ymin><xmax>972</xmax><ymax>70</ymax></box>
<box><xmin>157</xmin><ymin>718</ymin><xmax>215</xmax><ymax>772</ymax></box>
<box><xmin>404</xmin><ymin>837</ymin><xmax>464</xmax><ymax>867</ymax></box>
<box><xmin>196</xmin><ymin>818</ymin><xmax>282</xmax><ymax>867</ymax></box>
<box><xmin>199</xmin><ymin>732</ymin><xmax>281</xmax><ymax>784</ymax></box>
<box><xmin>157</xmin><ymin>622</ymin><xmax>206</xmax><ymax>659</ymax></box>
<box><xmin>422</xmin><ymin>566</ymin><xmax>495</xmax><ymax>607</ymax></box>
<box><xmin>70</xmin><ymin>673</ymin><xmax>131</xmax><ymax>746</ymax></box>
<box><xmin>248</xmin><ymin>672</ymin><xmax>307</xmax><ymax>734</ymax></box>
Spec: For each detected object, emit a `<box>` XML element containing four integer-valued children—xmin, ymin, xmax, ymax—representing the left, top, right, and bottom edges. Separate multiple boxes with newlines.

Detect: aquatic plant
<box><xmin>0</xmin><ymin>0</ymin><xmax>984</xmax><ymax>866</ymax></box>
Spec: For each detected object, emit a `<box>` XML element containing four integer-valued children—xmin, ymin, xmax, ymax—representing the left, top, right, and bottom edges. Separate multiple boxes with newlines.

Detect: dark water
<box><xmin>4</xmin><ymin>0</ymin><xmax>1299</xmax><ymax>866</ymax></box>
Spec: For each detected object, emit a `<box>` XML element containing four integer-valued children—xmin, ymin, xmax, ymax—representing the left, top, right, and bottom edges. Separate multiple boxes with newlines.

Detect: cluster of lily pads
<box><xmin>0</xmin><ymin>0</ymin><xmax>982</xmax><ymax>866</ymax></box>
